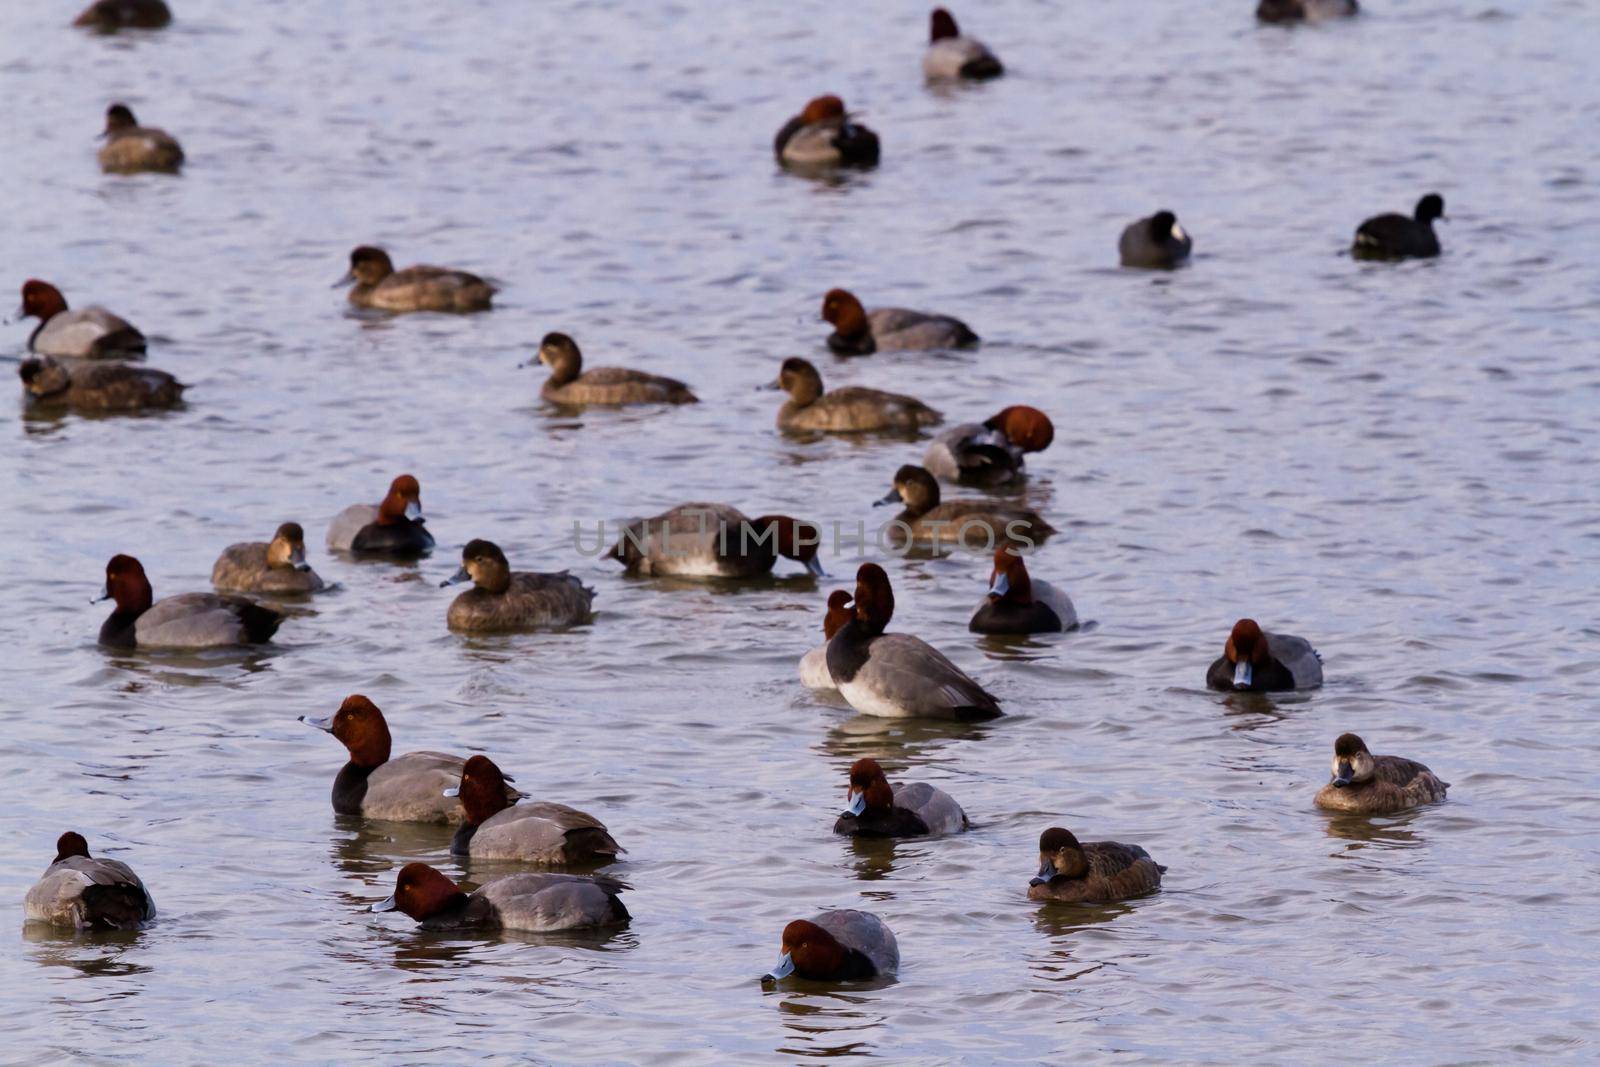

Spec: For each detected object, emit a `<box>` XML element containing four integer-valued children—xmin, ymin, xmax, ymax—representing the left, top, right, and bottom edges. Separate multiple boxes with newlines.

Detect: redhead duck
<box><xmin>799</xmin><ymin>590</ymin><xmax>854</xmax><ymax>688</ymax></box>
<box><xmin>326</xmin><ymin>474</ymin><xmax>435</xmax><ymax>558</ymax></box>
<box><xmin>762</xmin><ymin>910</ymin><xmax>899</xmax><ymax>983</ymax></box>
<box><xmin>922</xmin><ymin>405</ymin><xmax>1054</xmax><ymax>487</ymax></box>
<box><xmin>774</xmin><ymin>95</ymin><xmax>880</xmax><ymax>170</ymax></box>
<box><xmin>609</xmin><ymin>504</ymin><xmax>823</xmax><ymax>578</ymax></box>
<box><xmin>15</xmin><ymin>280</ymin><xmax>145</xmax><ymax>358</ymax></box>
<box><xmin>98</xmin><ymin>104</ymin><xmax>183</xmax><ymax>173</ymax></box>
<box><xmin>827</xmin><ymin>563</ymin><xmax>1002</xmax><ymax>720</ymax></box>
<box><xmin>74</xmin><ymin>0</ymin><xmax>171</xmax><ymax>30</ymax></box>
<box><xmin>443</xmin><ymin>755</ymin><xmax>622</xmax><ymax>865</ymax></box>
<box><xmin>969</xmin><ymin>544</ymin><xmax>1076</xmax><ymax>634</ymax></box>
<box><xmin>833</xmin><ymin>758</ymin><xmax>968</xmax><ymax>838</ymax></box>
<box><xmin>19</xmin><ymin>355</ymin><xmax>182</xmax><ymax>412</ymax></box>
<box><xmin>334</xmin><ymin>246</ymin><xmax>495</xmax><ymax>313</ymax></box>
<box><xmin>1205</xmin><ymin>618</ymin><xmax>1323</xmax><ymax>692</ymax></box>
<box><xmin>24</xmin><ymin>832</ymin><xmax>155</xmax><ymax>930</ymax></box>
<box><xmin>1315</xmin><ymin>733</ymin><xmax>1448</xmax><ymax>814</ymax></box>
<box><xmin>1353</xmin><ymin>194</ymin><xmax>1445</xmax><ymax>260</ymax></box>
<box><xmin>96</xmin><ymin>554</ymin><xmax>282</xmax><ymax>649</ymax></box>
<box><xmin>820</xmin><ymin>289</ymin><xmax>978</xmax><ymax>356</ymax></box>
<box><xmin>1119</xmin><ymin>210</ymin><xmax>1192</xmax><ymax>269</ymax></box>
<box><xmin>769</xmin><ymin>357</ymin><xmax>942</xmax><ymax>434</ymax></box>
<box><xmin>531</xmin><ymin>332</ymin><xmax>697</xmax><ymax>407</ymax></box>
<box><xmin>441</xmin><ymin>539</ymin><xmax>593</xmax><ymax>631</ymax></box>
<box><xmin>371</xmin><ymin>862</ymin><xmax>629</xmax><ymax>933</ymax></box>
<box><xmin>876</xmin><ymin>464</ymin><xmax>1055</xmax><ymax>549</ymax></box>
<box><xmin>924</xmin><ymin>8</ymin><xmax>1003</xmax><ymax>80</ymax></box>
<box><xmin>300</xmin><ymin>694</ymin><xmax>517</xmax><ymax>823</ymax></box>
<box><xmin>1028</xmin><ymin>827</ymin><xmax>1164</xmax><ymax>904</ymax></box>
<box><xmin>1257</xmin><ymin>0</ymin><xmax>1358</xmax><ymax>23</ymax></box>
<box><xmin>211</xmin><ymin>523</ymin><xmax>326</xmax><ymax>595</ymax></box>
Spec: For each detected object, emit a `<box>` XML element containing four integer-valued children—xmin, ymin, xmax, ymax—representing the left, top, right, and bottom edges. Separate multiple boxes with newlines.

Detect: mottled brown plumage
<box><xmin>1027</xmin><ymin>827</ymin><xmax>1163</xmax><ymax>903</ymax></box>
<box><xmin>1315</xmin><ymin>733</ymin><xmax>1448</xmax><ymax>814</ymax></box>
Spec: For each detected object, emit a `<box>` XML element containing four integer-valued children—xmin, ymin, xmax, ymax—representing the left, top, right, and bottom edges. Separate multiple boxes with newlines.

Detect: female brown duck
<box><xmin>531</xmin><ymin>332</ymin><xmax>697</xmax><ymax>406</ymax></box>
<box><xmin>1028</xmin><ymin>827</ymin><xmax>1164</xmax><ymax>903</ymax></box>
<box><xmin>441</xmin><ymin>539</ymin><xmax>593</xmax><ymax>631</ymax></box>
<box><xmin>769</xmin><ymin>357</ymin><xmax>942</xmax><ymax>434</ymax></box>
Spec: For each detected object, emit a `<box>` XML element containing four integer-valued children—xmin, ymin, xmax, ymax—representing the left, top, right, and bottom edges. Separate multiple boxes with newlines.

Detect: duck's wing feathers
<box><xmin>363</xmin><ymin>751</ymin><xmax>469</xmax><ymax>823</ymax></box>
<box><xmin>857</xmin><ymin>633</ymin><xmax>1001</xmax><ymax>719</ymax></box>
<box><xmin>326</xmin><ymin>503</ymin><xmax>378</xmax><ymax>550</ymax></box>
<box><xmin>1085</xmin><ymin>841</ymin><xmax>1164</xmax><ymax>897</ymax></box>
<box><xmin>480</xmin><ymin>872</ymin><xmax>629</xmax><ymax>931</ymax></box>
<box><xmin>814</xmin><ymin>909</ymin><xmax>899</xmax><ymax>974</ymax></box>
<box><xmin>1264</xmin><ymin>632</ymin><xmax>1323</xmax><ymax>688</ymax></box>
<box><xmin>473</xmin><ymin>802</ymin><xmax>622</xmax><ymax>863</ymax></box>
<box><xmin>891</xmin><ymin>781</ymin><xmax>969</xmax><ymax>835</ymax></box>
<box><xmin>816</xmin><ymin>387</ymin><xmax>943</xmax><ymax>430</ymax></box>
<box><xmin>134</xmin><ymin>592</ymin><xmax>281</xmax><ymax>647</ymax></box>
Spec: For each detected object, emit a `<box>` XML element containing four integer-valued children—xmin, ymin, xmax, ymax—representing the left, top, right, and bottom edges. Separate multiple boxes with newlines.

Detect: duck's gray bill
<box><xmin>440</xmin><ymin>566</ymin><xmax>470</xmax><ymax>588</ymax></box>
<box><xmin>1030</xmin><ymin>858</ymin><xmax>1055</xmax><ymax>886</ymax></box>
<box><xmin>1232</xmin><ymin>661</ymin><xmax>1253</xmax><ymax>689</ymax></box>
<box><xmin>988</xmin><ymin>572</ymin><xmax>1010</xmax><ymax>598</ymax></box>
<box><xmin>300</xmin><ymin>715</ymin><xmax>334</xmax><ymax>732</ymax></box>
<box><xmin>762</xmin><ymin>952</ymin><xmax>795</xmax><ymax>982</ymax></box>
<box><xmin>369</xmin><ymin>895</ymin><xmax>397</xmax><ymax>913</ymax></box>
<box><xmin>442</xmin><ymin>786</ymin><xmax>460</xmax><ymax>798</ymax></box>
<box><xmin>845</xmin><ymin>791</ymin><xmax>867</xmax><ymax>817</ymax></box>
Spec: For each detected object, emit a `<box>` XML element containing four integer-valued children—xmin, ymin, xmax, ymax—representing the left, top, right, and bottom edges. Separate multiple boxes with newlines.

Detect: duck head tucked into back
<box><xmin>988</xmin><ymin>405</ymin><xmax>1054</xmax><ymax>453</ymax></box>
<box><xmin>300</xmin><ymin>694</ymin><xmax>392</xmax><ymax>769</ymax></box>
<box><xmin>370</xmin><ymin>862</ymin><xmax>467</xmax><ymax>921</ymax></box>
<box><xmin>334</xmin><ymin>246</ymin><xmax>396</xmax><ymax>289</ymax></box>
<box><xmin>442</xmin><ymin>539</ymin><xmax>511</xmax><ymax>593</ymax></box>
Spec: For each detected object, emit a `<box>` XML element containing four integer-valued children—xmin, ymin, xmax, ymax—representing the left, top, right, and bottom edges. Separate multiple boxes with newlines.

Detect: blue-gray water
<box><xmin>3</xmin><ymin>0</ymin><xmax>1599</xmax><ymax>1062</ymax></box>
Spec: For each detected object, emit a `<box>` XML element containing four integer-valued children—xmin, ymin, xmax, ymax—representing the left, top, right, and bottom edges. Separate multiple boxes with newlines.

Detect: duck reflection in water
<box><xmin>818</xmin><ymin>715</ymin><xmax>993</xmax><ymax>768</ymax></box>
<box><xmin>328</xmin><ymin>815</ymin><xmax>463</xmax><ymax>878</ymax></box>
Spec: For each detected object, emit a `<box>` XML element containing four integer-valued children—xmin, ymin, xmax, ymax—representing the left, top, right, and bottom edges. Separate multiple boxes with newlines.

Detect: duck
<box><xmin>827</xmin><ymin>563</ymin><xmax>1002</xmax><ymax>719</ymax></box>
<box><xmin>769</xmin><ymin>357</ymin><xmax>943</xmax><ymax>434</ymax></box>
<box><xmin>832</xmin><ymin>758</ymin><xmax>968</xmax><ymax>838</ymax></box>
<box><xmin>773</xmin><ymin>95</ymin><xmax>880</xmax><ymax>170</ymax></box>
<box><xmin>211</xmin><ymin>522</ymin><xmax>326</xmax><ymax>595</ymax></box>
<box><xmin>875</xmin><ymin>464</ymin><xmax>1055</xmax><ymax>550</ymax></box>
<box><xmin>1314</xmin><ymin>733</ymin><xmax>1448</xmax><ymax>814</ymax></box>
<box><xmin>98</xmin><ymin>103</ymin><xmax>184</xmax><ymax>173</ymax></box>
<box><xmin>1028</xmin><ymin>827</ymin><xmax>1164</xmax><ymax>904</ymax></box>
<box><xmin>923</xmin><ymin>8</ymin><xmax>1004</xmax><ymax>80</ymax></box>
<box><xmin>15</xmin><ymin>279</ymin><xmax>145</xmax><ymax>358</ymax></box>
<box><xmin>299</xmin><ymin>694</ymin><xmax>518</xmax><ymax>822</ymax></box>
<box><xmin>325</xmin><ymin>473</ymin><xmax>435</xmax><ymax>558</ymax></box>
<box><xmin>371</xmin><ymin>862</ymin><xmax>629</xmax><ymax>933</ymax></box>
<box><xmin>762</xmin><ymin>910</ymin><xmax>899</xmax><ymax>983</ymax></box>
<box><xmin>1257</xmin><ymin>0</ymin><xmax>1358</xmax><ymax>23</ymax></box>
<box><xmin>820</xmin><ymin>288</ymin><xmax>978</xmax><ymax>356</ymax></box>
<box><xmin>24</xmin><ymin>832</ymin><xmax>156</xmax><ymax>930</ymax></box>
<box><xmin>73</xmin><ymin>0</ymin><xmax>171</xmax><ymax>30</ymax></box>
<box><xmin>1119</xmin><ymin>210</ymin><xmax>1192</xmax><ymax>269</ymax></box>
<box><xmin>334</xmin><ymin>246</ymin><xmax>495</xmax><ymax>312</ymax></box>
<box><xmin>95</xmin><ymin>554</ymin><xmax>282</xmax><ymax>649</ymax></box>
<box><xmin>1205</xmin><ymin>618</ymin><xmax>1323</xmax><ymax>692</ymax></box>
<box><xmin>443</xmin><ymin>754</ymin><xmax>623</xmax><ymax>865</ymax></box>
<box><xmin>922</xmin><ymin>405</ymin><xmax>1054</xmax><ymax>487</ymax></box>
<box><xmin>441</xmin><ymin>539</ymin><xmax>593</xmax><ymax>631</ymax></box>
<box><xmin>531</xmin><ymin>332</ymin><xmax>697</xmax><ymax>407</ymax></box>
<box><xmin>608</xmin><ymin>504</ymin><xmax>824</xmax><ymax>578</ymax></box>
<box><xmin>969</xmin><ymin>544</ymin><xmax>1077</xmax><ymax>634</ymax></box>
<box><xmin>799</xmin><ymin>590</ymin><xmax>854</xmax><ymax>689</ymax></box>
<box><xmin>1352</xmin><ymin>193</ymin><xmax>1445</xmax><ymax>260</ymax></box>
<box><xmin>19</xmin><ymin>355</ymin><xmax>182</xmax><ymax>412</ymax></box>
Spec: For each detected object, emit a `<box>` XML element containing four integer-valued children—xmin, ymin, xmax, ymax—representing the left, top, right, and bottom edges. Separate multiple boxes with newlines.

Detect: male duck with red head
<box><xmin>299</xmin><ymin>695</ymin><xmax>517</xmax><ymax>822</ymax></box>
<box><xmin>15</xmin><ymin>279</ymin><xmax>145</xmax><ymax>358</ymax></box>
<box><xmin>24</xmin><ymin>831</ymin><xmax>156</xmax><ymax>930</ymax></box>
<box><xmin>826</xmin><ymin>563</ymin><xmax>1002</xmax><ymax>719</ymax></box>
<box><xmin>832</xmin><ymin>758</ymin><xmax>968</xmax><ymax>838</ymax></box>
<box><xmin>969</xmin><ymin>544</ymin><xmax>1077</xmax><ymax>634</ymax></box>
<box><xmin>923</xmin><ymin>8</ymin><xmax>1004</xmax><ymax>80</ymax></box>
<box><xmin>371</xmin><ymin>862</ymin><xmax>629</xmax><ymax>933</ymax></box>
<box><xmin>96</xmin><ymin>554</ymin><xmax>282</xmax><ymax>649</ymax></box>
<box><xmin>442</xmin><ymin>754</ymin><xmax>623</xmax><ymax>865</ymax></box>
<box><xmin>761</xmin><ymin>910</ymin><xmax>899</xmax><ymax>984</ymax></box>
<box><xmin>326</xmin><ymin>473</ymin><xmax>436</xmax><ymax>558</ymax></box>
<box><xmin>922</xmin><ymin>405</ymin><xmax>1054</xmax><ymax>487</ymax></box>
<box><xmin>773</xmin><ymin>95</ymin><xmax>880</xmax><ymax>170</ymax></box>
<box><xmin>799</xmin><ymin>589</ymin><xmax>854</xmax><ymax>689</ymax></box>
<box><xmin>819</xmin><ymin>288</ymin><xmax>979</xmax><ymax>356</ymax></box>
<box><xmin>1205</xmin><ymin>618</ymin><xmax>1323</xmax><ymax>692</ymax></box>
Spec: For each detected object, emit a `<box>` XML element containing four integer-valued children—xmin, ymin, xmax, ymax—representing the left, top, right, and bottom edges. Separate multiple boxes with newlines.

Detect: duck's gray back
<box><xmin>814</xmin><ymin>909</ymin><xmax>899</xmax><ymax>974</ymax></box>
<box><xmin>1266</xmin><ymin>632</ymin><xmax>1323</xmax><ymax>688</ymax></box>
<box><xmin>892</xmin><ymin>781</ymin><xmax>968</xmax><ymax>835</ymax></box>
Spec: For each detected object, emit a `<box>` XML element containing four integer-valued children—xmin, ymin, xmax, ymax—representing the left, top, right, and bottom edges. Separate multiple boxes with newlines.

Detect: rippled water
<box><xmin>4</xmin><ymin>0</ymin><xmax>1600</xmax><ymax>1061</ymax></box>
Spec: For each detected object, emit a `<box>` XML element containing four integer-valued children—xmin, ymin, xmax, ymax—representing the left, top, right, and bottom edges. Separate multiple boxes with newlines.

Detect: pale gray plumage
<box><xmin>1266</xmin><ymin>633</ymin><xmax>1324</xmax><ymax>688</ymax></box>
<box><xmin>30</xmin><ymin>307</ymin><xmax>144</xmax><ymax>358</ymax></box>
<box><xmin>833</xmin><ymin>632</ymin><xmax>1000</xmax><ymax>719</ymax></box>
<box><xmin>449</xmin><ymin>873</ymin><xmax>628</xmax><ymax>932</ymax></box>
<box><xmin>462</xmin><ymin>803</ymin><xmax>620</xmax><ymax>863</ymax></box>
<box><xmin>24</xmin><ymin>856</ymin><xmax>155</xmax><ymax>930</ymax></box>
<box><xmin>325</xmin><ymin>504</ymin><xmax>378</xmax><ymax>552</ymax></box>
<box><xmin>889</xmin><ymin>781</ymin><xmax>968</xmax><ymax>836</ymax></box>
<box><xmin>130</xmin><ymin>592</ymin><xmax>273</xmax><ymax>648</ymax></box>
<box><xmin>812</xmin><ymin>909</ymin><xmax>899</xmax><ymax>975</ymax></box>
<box><xmin>362</xmin><ymin>752</ymin><xmax>475</xmax><ymax>823</ymax></box>
<box><xmin>798</xmin><ymin>644</ymin><xmax>833</xmax><ymax>689</ymax></box>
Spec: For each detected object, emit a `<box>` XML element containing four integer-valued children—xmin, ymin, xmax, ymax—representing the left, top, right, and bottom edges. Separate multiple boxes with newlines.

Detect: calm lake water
<box><xmin>3</xmin><ymin>0</ymin><xmax>1599</xmax><ymax>1062</ymax></box>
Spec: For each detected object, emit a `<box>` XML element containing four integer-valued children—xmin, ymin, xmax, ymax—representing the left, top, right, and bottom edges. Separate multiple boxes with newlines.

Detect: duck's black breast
<box><xmin>98</xmin><ymin>610</ymin><xmax>139</xmax><ymax>648</ymax></box>
<box><xmin>833</xmin><ymin>807</ymin><xmax>931</xmax><ymax>838</ymax></box>
<box><xmin>969</xmin><ymin>600</ymin><xmax>1062</xmax><ymax>635</ymax></box>
<box><xmin>826</xmin><ymin>619</ymin><xmax>875</xmax><ymax>684</ymax></box>
<box><xmin>332</xmin><ymin>761</ymin><xmax>373</xmax><ymax>815</ymax></box>
<box><xmin>828</xmin><ymin>330</ymin><xmax>876</xmax><ymax>356</ymax></box>
<box><xmin>350</xmin><ymin>520</ymin><xmax>435</xmax><ymax>557</ymax></box>
<box><xmin>1205</xmin><ymin>656</ymin><xmax>1298</xmax><ymax>692</ymax></box>
<box><xmin>450</xmin><ymin>822</ymin><xmax>479</xmax><ymax>856</ymax></box>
